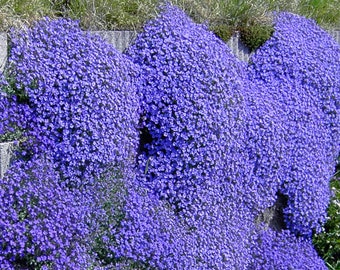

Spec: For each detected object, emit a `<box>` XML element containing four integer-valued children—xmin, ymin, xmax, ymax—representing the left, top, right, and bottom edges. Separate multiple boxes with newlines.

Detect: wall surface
<box><xmin>0</xmin><ymin>142</ymin><xmax>14</xmax><ymax>179</ymax></box>
<box><xmin>0</xmin><ymin>33</ymin><xmax>7</xmax><ymax>73</ymax></box>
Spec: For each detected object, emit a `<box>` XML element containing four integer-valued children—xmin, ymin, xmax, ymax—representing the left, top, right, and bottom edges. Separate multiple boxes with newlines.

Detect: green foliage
<box><xmin>240</xmin><ymin>23</ymin><xmax>274</xmax><ymax>51</ymax></box>
<box><xmin>1</xmin><ymin>71</ymin><xmax>29</xmax><ymax>103</ymax></box>
<box><xmin>0</xmin><ymin>129</ymin><xmax>22</xmax><ymax>143</ymax></box>
<box><xmin>313</xmin><ymin>175</ymin><xmax>340</xmax><ymax>270</ymax></box>
<box><xmin>89</xmin><ymin>169</ymin><xmax>127</xmax><ymax>266</ymax></box>
<box><xmin>210</xmin><ymin>24</ymin><xmax>233</xmax><ymax>42</ymax></box>
<box><xmin>0</xmin><ymin>74</ymin><xmax>27</xmax><ymax>143</ymax></box>
<box><xmin>0</xmin><ymin>0</ymin><xmax>55</xmax><ymax>30</ymax></box>
<box><xmin>297</xmin><ymin>0</ymin><xmax>340</xmax><ymax>29</ymax></box>
<box><xmin>0</xmin><ymin>0</ymin><xmax>339</xmax><ymax>32</ymax></box>
<box><xmin>65</xmin><ymin>0</ymin><xmax>160</xmax><ymax>31</ymax></box>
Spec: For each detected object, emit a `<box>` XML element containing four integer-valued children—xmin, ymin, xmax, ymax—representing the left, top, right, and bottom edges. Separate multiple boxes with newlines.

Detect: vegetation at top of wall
<box><xmin>239</xmin><ymin>23</ymin><xmax>274</xmax><ymax>52</ymax></box>
<box><xmin>0</xmin><ymin>0</ymin><xmax>339</xmax><ymax>52</ymax></box>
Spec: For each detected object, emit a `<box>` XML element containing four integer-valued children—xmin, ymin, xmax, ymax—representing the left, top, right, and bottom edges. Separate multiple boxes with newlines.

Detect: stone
<box><xmin>0</xmin><ymin>142</ymin><xmax>14</xmax><ymax>178</ymax></box>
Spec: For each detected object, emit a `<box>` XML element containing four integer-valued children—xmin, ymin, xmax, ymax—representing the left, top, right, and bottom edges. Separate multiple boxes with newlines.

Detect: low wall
<box><xmin>0</xmin><ymin>33</ymin><xmax>7</xmax><ymax>72</ymax></box>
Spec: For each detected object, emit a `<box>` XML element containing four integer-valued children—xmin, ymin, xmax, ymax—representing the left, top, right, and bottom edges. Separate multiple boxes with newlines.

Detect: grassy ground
<box><xmin>0</xmin><ymin>0</ymin><xmax>339</xmax><ymax>32</ymax></box>
<box><xmin>0</xmin><ymin>0</ymin><xmax>339</xmax><ymax>51</ymax></box>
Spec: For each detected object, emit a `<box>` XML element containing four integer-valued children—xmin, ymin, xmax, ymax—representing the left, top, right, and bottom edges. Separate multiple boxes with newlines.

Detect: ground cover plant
<box><xmin>1</xmin><ymin>16</ymin><xmax>141</xmax><ymax>269</ymax></box>
<box><xmin>0</xmin><ymin>3</ymin><xmax>339</xmax><ymax>269</ymax></box>
<box><xmin>0</xmin><ymin>157</ymin><xmax>92</xmax><ymax>269</ymax></box>
<box><xmin>247</xmin><ymin>11</ymin><xmax>340</xmax><ymax>237</ymax></box>
<box><xmin>121</xmin><ymin>6</ymin><xmax>257</xmax><ymax>268</ymax></box>
<box><xmin>6</xmin><ymin>17</ymin><xmax>140</xmax><ymax>187</ymax></box>
<box><xmin>0</xmin><ymin>90</ymin><xmax>29</xmax><ymax>143</ymax></box>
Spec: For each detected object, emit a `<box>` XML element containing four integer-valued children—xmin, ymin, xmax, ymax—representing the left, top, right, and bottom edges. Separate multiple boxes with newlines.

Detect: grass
<box><xmin>0</xmin><ymin>0</ymin><xmax>339</xmax><ymax>31</ymax></box>
<box><xmin>0</xmin><ymin>0</ymin><xmax>339</xmax><ymax>51</ymax></box>
<box><xmin>0</xmin><ymin>0</ymin><xmax>338</xmax><ymax>52</ymax></box>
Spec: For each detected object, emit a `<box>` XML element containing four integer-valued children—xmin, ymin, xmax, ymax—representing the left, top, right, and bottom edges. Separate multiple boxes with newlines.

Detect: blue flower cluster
<box><xmin>114</xmin><ymin>175</ymin><xmax>255</xmax><ymax>269</ymax></box>
<box><xmin>0</xmin><ymin>3</ymin><xmax>338</xmax><ymax>269</ymax></box>
<box><xmin>1</xmin><ymin>17</ymin><xmax>141</xmax><ymax>269</ymax></box>
<box><xmin>248</xmin><ymin>12</ymin><xmax>340</xmax><ymax>237</ymax></box>
<box><xmin>0</xmin><ymin>157</ymin><xmax>91</xmax><ymax>269</ymax></box>
<box><xmin>115</xmin><ymin>5</ymin><xmax>336</xmax><ymax>268</ymax></box>
<box><xmin>126</xmin><ymin>3</ymin><xmax>251</xmax><ymax>215</ymax></box>
<box><xmin>7</xmin><ymin>18</ymin><xmax>140</xmax><ymax>186</ymax></box>
<box><xmin>251</xmin><ymin>228</ymin><xmax>327</xmax><ymax>269</ymax></box>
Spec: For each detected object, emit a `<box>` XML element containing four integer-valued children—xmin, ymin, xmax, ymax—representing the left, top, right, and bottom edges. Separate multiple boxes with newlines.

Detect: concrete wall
<box><xmin>0</xmin><ymin>33</ymin><xmax>7</xmax><ymax>73</ymax></box>
<box><xmin>0</xmin><ymin>142</ymin><xmax>14</xmax><ymax>179</ymax></box>
<box><xmin>93</xmin><ymin>30</ymin><xmax>137</xmax><ymax>53</ymax></box>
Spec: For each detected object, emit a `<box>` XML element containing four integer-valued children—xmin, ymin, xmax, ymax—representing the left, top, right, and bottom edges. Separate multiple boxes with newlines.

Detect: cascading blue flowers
<box><xmin>2</xmin><ymin>17</ymin><xmax>141</xmax><ymax>269</ymax></box>
<box><xmin>0</xmin><ymin>3</ymin><xmax>338</xmax><ymax>269</ymax></box>
<box><xmin>122</xmin><ymin>4</ymin><xmax>259</xmax><ymax>269</ymax></box>
<box><xmin>248</xmin><ymin>12</ymin><xmax>340</xmax><ymax>237</ymax></box>
<box><xmin>7</xmin><ymin>18</ymin><xmax>140</xmax><ymax>187</ymax></box>
<box><xmin>251</xmin><ymin>228</ymin><xmax>328</xmax><ymax>269</ymax></box>
<box><xmin>0</xmin><ymin>157</ymin><xmax>92</xmax><ymax>269</ymax></box>
<box><xmin>126</xmin><ymin>3</ymin><xmax>251</xmax><ymax>215</ymax></box>
<box><xmin>0</xmin><ymin>78</ymin><xmax>30</xmax><ymax>143</ymax></box>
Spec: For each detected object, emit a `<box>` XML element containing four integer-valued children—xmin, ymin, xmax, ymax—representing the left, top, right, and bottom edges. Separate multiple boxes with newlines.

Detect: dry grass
<box><xmin>0</xmin><ymin>0</ymin><xmax>339</xmax><ymax>32</ymax></box>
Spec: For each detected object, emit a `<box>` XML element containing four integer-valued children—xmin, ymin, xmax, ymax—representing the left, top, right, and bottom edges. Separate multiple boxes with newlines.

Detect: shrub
<box><xmin>240</xmin><ymin>23</ymin><xmax>274</xmax><ymax>52</ymax></box>
<box><xmin>113</xmin><ymin>172</ymin><xmax>256</xmax><ymax>269</ymax></box>
<box><xmin>0</xmin><ymin>157</ymin><xmax>92</xmax><ymax>269</ymax></box>
<box><xmin>86</xmin><ymin>168</ymin><xmax>131</xmax><ymax>268</ymax></box>
<box><xmin>1</xmin><ymin>4</ymin><xmax>338</xmax><ymax>269</ymax></box>
<box><xmin>247</xmin><ymin>12</ymin><xmax>340</xmax><ymax>237</ymax></box>
<box><xmin>210</xmin><ymin>24</ymin><xmax>234</xmax><ymax>43</ymax></box>
<box><xmin>7</xmin><ymin>18</ymin><xmax>140</xmax><ymax>187</ymax></box>
<box><xmin>114</xmin><ymin>176</ymin><xmax>192</xmax><ymax>269</ymax></box>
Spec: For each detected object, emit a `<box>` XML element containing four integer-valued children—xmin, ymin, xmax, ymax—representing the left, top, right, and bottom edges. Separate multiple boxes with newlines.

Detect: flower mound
<box><xmin>114</xmin><ymin>177</ymin><xmax>255</xmax><ymax>269</ymax></box>
<box><xmin>8</xmin><ymin>18</ymin><xmax>139</xmax><ymax>186</ymax></box>
<box><xmin>123</xmin><ymin>4</ymin><xmax>256</xmax><ymax>269</ymax></box>
<box><xmin>126</xmin><ymin>3</ymin><xmax>251</xmax><ymax>214</ymax></box>
<box><xmin>251</xmin><ymin>228</ymin><xmax>327</xmax><ymax>269</ymax></box>
<box><xmin>248</xmin><ymin>12</ymin><xmax>340</xmax><ymax>237</ymax></box>
<box><xmin>0</xmin><ymin>5</ymin><xmax>337</xmax><ymax>269</ymax></box>
<box><xmin>0</xmin><ymin>157</ymin><xmax>91</xmax><ymax>269</ymax></box>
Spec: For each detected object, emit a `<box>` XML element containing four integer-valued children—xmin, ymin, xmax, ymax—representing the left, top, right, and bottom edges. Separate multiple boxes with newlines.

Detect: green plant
<box><xmin>0</xmin><ymin>0</ymin><xmax>57</xmax><ymax>31</ymax></box>
<box><xmin>65</xmin><ymin>0</ymin><xmax>159</xmax><ymax>30</ymax></box>
<box><xmin>0</xmin><ymin>0</ymin><xmax>339</xmax><ymax>32</ymax></box>
<box><xmin>0</xmin><ymin>75</ymin><xmax>28</xmax><ymax>143</ymax></box>
<box><xmin>240</xmin><ymin>23</ymin><xmax>274</xmax><ymax>51</ymax></box>
<box><xmin>297</xmin><ymin>0</ymin><xmax>340</xmax><ymax>29</ymax></box>
<box><xmin>89</xmin><ymin>169</ymin><xmax>128</xmax><ymax>266</ymax></box>
<box><xmin>210</xmin><ymin>23</ymin><xmax>234</xmax><ymax>42</ymax></box>
<box><xmin>313</xmin><ymin>174</ymin><xmax>340</xmax><ymax>270</ymax></box>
